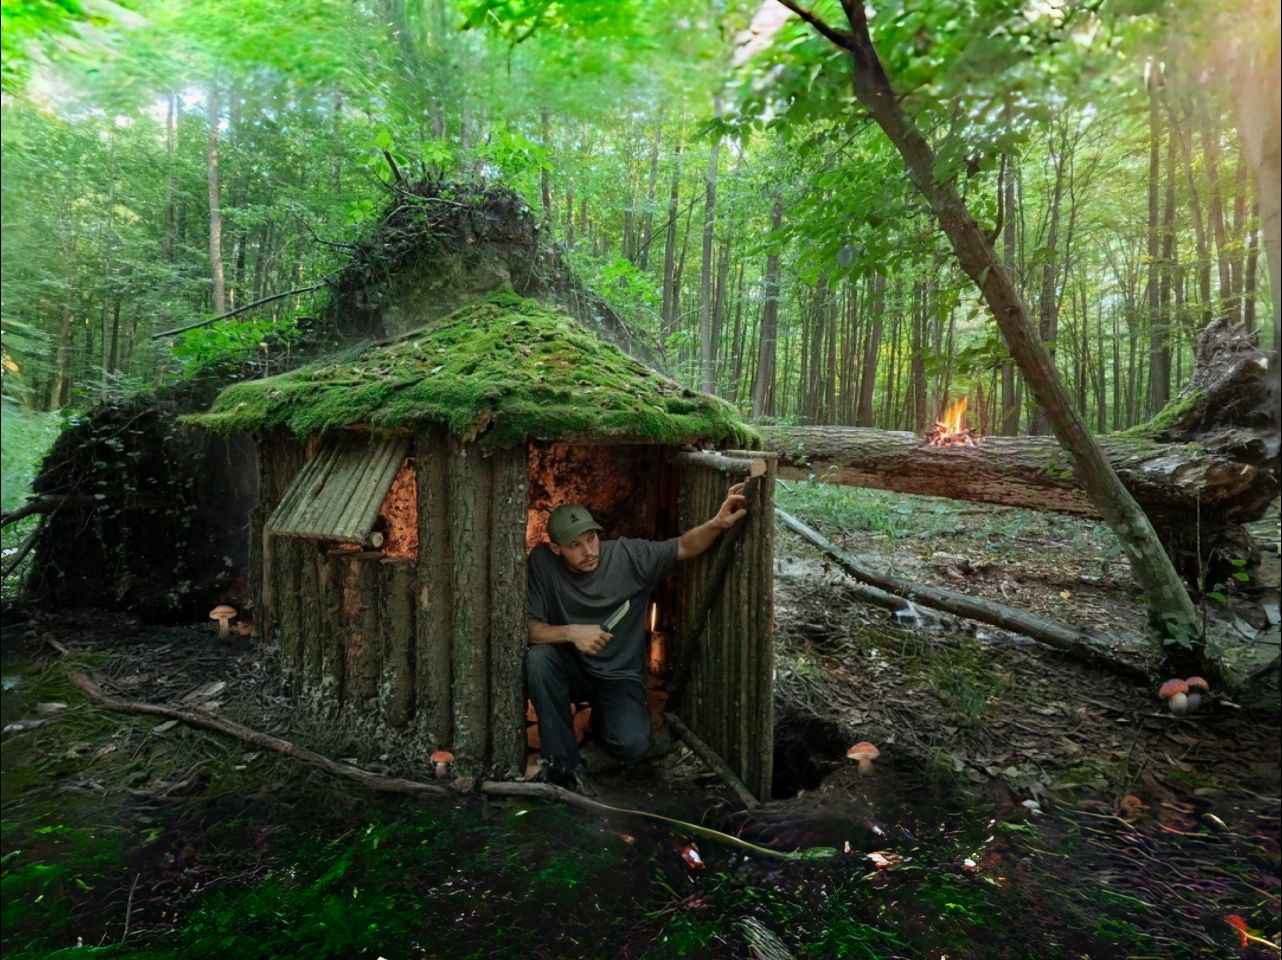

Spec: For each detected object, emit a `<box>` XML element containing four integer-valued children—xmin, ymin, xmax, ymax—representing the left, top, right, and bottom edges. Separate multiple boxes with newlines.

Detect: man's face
<box><xmin>550</xmin><ymin>530</ymin><xmax>599</xmax><ymax>574</ymax></box>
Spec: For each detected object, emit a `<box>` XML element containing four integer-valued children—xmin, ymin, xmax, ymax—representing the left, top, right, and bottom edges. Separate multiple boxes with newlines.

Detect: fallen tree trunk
<box><xmin>760</xmin><ymin>426</ymin><xmax>1273</xmax><ymax>520</ymax></box>
<box><xmin>776</xmin><ymin>508</ymin><xmax>1152</xmax><ymax>683</ymax></box>
<box><xmin>760</xmin><ymin>425</ymin><xmax>1277</xmax><ymax>579</ymax></box>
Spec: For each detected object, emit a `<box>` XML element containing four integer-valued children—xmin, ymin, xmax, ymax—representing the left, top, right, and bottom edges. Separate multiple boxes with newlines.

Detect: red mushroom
<box><xmin>430</xmin><ymin>750</ymin><xmax>454</xmax><ymax>780</ymax></box>
<box><xmin>1183</xmin><ymin>676</ymin><xmax>1209</xmax><ymax>712</ymax></box>
<box><xmin>847</xmin><ymin>741</ymin><xmax>880</xmax><ymax>774</ymax></box>
<box><xmin>1158</xmin><ymin>678</ymin><xmax>1189</xmax><ymax>715</ymax></box>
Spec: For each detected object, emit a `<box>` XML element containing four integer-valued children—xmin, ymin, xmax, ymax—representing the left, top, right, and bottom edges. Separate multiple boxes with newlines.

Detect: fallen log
<box><xmin>760</xmin><ymin>425</ymin><xmax>1278</xmax><ymax>579</ymax></box>
<box><xmin>760</xmin><ymin>426</ymin><xmax>1273</xmax><ymax>521</ymax></box>
<box><xmin>775</xmin><ymin>508</ymin><xmax>1152</xmax><ymax>683</ymax></box>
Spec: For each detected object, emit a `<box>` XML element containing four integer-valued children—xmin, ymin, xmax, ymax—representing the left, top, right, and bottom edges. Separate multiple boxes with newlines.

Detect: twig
<box><xmin>666</xmin><ymin>713</ymin><xmax>760</xmax><ymax>810</ymax></box>
<box><xmin>480</xmin><ymin>781</ymin><xmax>826</xmax><ymax>860</ymax></box>
<box><xmin>122</xmin><ymin>872</ymin><xmax>140</xmax><ymax>942</ymax></box>
<box><xmin>1</xmin><ymin>513</ymin><xmax>46</xmax><ymax>578</ymax></box>
<box><xmin>66</xmin><ymin>671</ymin><xmax>449</xmax><ymax>798</ymax></box>
<box><xmin>150</xmin><ymin>284</ymin><xmax>326</xmax><ymax>339</ymax></box>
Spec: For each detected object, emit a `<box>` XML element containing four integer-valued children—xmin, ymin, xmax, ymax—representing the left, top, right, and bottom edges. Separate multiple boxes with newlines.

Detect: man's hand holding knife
<box><xmin>567</xmin><ymin>599</ymin><xmax>629</xmax><ymax>657</ymax></box>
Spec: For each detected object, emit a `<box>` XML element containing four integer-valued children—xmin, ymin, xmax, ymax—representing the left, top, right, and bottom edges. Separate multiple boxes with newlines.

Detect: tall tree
<box><xmin>699</xmin><ymin>97</ymin><xmax>722</xmax><ymax>394</ymax></box>
<box><xmin>772</xmin><ymin>0</ymin><xmax>1201</xmax><ymax>646</ymax></box>
<box><xmin>207</xmin><ymin>85</ymin><xmax>226</xmax><ymax>316</ymax></box>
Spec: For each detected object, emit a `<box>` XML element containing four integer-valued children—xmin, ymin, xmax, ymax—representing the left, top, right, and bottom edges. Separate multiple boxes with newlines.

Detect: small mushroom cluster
<box><xmin>1158</xmin><ymin>676</ymin><xmax>1210</xmax><ymax>714</ymax></box>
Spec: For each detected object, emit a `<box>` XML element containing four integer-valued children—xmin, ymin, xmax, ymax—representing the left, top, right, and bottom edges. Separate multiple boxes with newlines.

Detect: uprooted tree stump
<box><xmin>13</xmin><ymin>181</ymin><xmax>662</xmax><ymax>618</ymax></box>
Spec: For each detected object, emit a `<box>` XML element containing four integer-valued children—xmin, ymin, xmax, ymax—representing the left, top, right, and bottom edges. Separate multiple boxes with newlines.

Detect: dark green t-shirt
<box><xmin>527</xmin><ymin>537</ymin><xmax>679</xmax><ymax>680</ymax></box>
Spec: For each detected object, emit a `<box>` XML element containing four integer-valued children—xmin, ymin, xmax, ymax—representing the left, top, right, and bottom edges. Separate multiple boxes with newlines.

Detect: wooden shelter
<box><xmin>189</xmin><ymin>291</ymin><xmax>778</xmax><ymax>798</ymax></box>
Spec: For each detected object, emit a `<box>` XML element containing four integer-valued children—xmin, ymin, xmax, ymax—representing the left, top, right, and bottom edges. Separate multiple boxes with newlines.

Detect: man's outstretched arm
<box><xmin>677</xmin><ymin>482</ymin><xmax>748</xmax><ymax>561</ymax></box>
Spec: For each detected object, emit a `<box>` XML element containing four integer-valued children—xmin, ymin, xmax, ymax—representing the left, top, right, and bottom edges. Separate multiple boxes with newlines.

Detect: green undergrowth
<box><xmin>774</xmin><ymin>478</ymin><xmax>1122</xmax><ymax>563</ymax></box>
<box><xmin>185</xmin><ymin>289</ymin><xmax>759</xmax><ymax>450</ymax></box>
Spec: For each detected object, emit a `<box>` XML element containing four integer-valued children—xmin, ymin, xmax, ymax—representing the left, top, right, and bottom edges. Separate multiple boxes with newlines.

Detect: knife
<box><xmin>601</xmin><ymin>599</ymin><xmax>630</xmax><ymax>631</ymax></box>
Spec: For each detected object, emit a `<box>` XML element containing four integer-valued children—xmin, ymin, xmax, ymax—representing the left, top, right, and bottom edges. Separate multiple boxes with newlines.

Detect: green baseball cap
<box><xmin>548</xmin><ymin>504</ymin><xmax>603</xmax><ymax>544</ymax></box>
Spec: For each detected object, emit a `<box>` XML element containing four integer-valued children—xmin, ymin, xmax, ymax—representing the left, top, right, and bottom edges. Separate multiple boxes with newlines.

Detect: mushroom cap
<box><xmin>209</xmin><ymin>605</ymin><xmax>237</xmax><ymax>619</ymax></box>
<box><xmin>430</xmin><ymin>750</ymin><xmax>454</xmax><ymax>763</ymax></box>
<box><xmin>1158</xmin><ymin>678</ymin><xmax>1189</xmax><ymax>699</ymax></box>
<box><xmin>847</xmin><ymin>741</ymin><xmax>880</xmax><ymax>761</ymax></box>
<box><xmin>1184</xmin><ymin>676</ymin><xmax>1209</xmax><ymax>692</ymax></box>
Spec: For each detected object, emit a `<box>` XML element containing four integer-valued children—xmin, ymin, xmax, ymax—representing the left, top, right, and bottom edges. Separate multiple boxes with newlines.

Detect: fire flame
<box><xmin>924</xmin><ymin>398</ymin><xmax>981</xmax><ymax>447</ymax></box>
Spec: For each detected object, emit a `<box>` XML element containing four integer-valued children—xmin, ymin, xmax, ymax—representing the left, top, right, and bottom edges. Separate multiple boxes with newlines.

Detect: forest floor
<box><xmin>1</xmin><ymin>486</ymin><xmax>1278</xmax><ymax>959</ymax></box>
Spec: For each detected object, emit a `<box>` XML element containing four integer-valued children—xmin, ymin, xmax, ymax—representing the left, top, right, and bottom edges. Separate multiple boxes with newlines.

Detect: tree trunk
<box><xmin>1001</xmin><ymin>158</ymin><xmax>1019</xmax><ymax>434</ymax></box>
<box><xmin>1229</xmin><ymin>46</ymin><xmax>1282</xmax><ymax>344</ymax></box>
<box><xmin>1147</xmin><ymin>65</ymin><xmax>1170</xmax><ymax>412</ymax></box>
<box><xmin>700</xmin><ymin>97</ymin><xmax>721</xmax><ymax>395</ymax></box>
<box><xmin>1171</xmin><ymin>101</ymin><xmax>1214</xmax><ymax>326</ymax></box>
<box><xmin>660</xmin><ymin>132</ymin><xmax>683</xmax><ymax>336</ymax></box>
<box><xmin>164</xmin><ymin>91</ymin><xmax>176</xmax><ymax>263</ymax></box>
<box><xmin>750</xmin><ymin>194</ymin><xmax>782</xmax><ymax>419</ymax></box>
<box><xmin>639</xmin><ymin>107</ymin><xmax>663</xmax><ymax>272</ymax></box>
<box><xmin>207</xmin><ymin>85</ymin><xmax>227</xmax><ymax>316</ymax></box>
<box><xmin>540</xmin><ymin>110</ymin><xmax>554</xmax><ymax>225</ymax></box>
<box><xmin>855</xmin><ymin>273</ymin><xmax>885</xmax><ymax>426</ymax></box>
<box><xmin>783</xmin><ymin>0</ymin><xmax>1203</xmax><ymax>644</ymax></box>
<box><xmin>1200</xmin><ymin>104</ymin><xmax>1233</xmax><ymax>317</ymax></box>
<box><xmin>1031</xmin><ymin>125</ymin><xmax>1067</xmax><ymax>435</ymax></box>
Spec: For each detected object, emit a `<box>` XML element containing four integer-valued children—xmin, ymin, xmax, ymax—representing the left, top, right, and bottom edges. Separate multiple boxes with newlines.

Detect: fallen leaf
<box><xmin>1224</xmin><ymin>914</ymin><xmax>1249</xmax><ymax>951</ymax></box>
<box><xmin>1059</xmin><ymin>591</ymin><xmax>1072</xmax><ymax>600</ymax></box>
<box><xmin>181</xmin><ymin>681</ymin><xmax>226</xmax><ymax>703</ymax></box>
<box><xmin>681</xmin><ymin>844</ymin><xmax>704</xmax><ymax>869</ymax></box>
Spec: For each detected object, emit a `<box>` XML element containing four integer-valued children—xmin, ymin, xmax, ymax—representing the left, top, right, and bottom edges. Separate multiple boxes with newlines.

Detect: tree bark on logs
<box><xmin>448</xmin><ymin>440</ymin><xmax>492</xmax><ymax>765</ymax></box>
<box><xmin>760</xmin><ymin>424</ymin><xmax>1276</xmax><ymax>578</ymax></box>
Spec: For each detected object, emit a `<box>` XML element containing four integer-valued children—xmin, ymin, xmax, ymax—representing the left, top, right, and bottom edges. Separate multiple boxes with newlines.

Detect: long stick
<box><xmin>66</xmin><ymin>671</ymin><xmax>449</xmax><ymax>797</ymax></box>
<box><xmin>775</xmin><ymin>508</ymin><xmax>1151</xmax><ymax>682</ymax></box>
<box><xmin>666</xmin><ymin>712</ymin><xmax>760</xmax><ymax>810</ymax></box>
<box><xmin>66</xmin><ymin>671</ymin><xmax>834</xmax><ymax>861</ymax></box>
<box><xmin>150</xmin><ymin>283</ymin><xmax>325</xmax><ymax>339</ymax></box>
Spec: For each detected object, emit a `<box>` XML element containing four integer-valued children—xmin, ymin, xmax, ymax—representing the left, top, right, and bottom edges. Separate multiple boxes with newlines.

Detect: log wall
<box><xmin>674</xmin><ymin>452</ymin><xmax>776</xmax><ymax>800</ymax></box>
<box><xmin>257</xmin><ymin>430</ymin><xmax>528</xmax><ymax>775</ymax></box>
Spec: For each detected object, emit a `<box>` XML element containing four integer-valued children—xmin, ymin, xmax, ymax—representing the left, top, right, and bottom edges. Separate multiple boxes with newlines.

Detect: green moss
<box><xmin>1118</xmin><ymin>389</ymin><xmax>1205</xmax><ymax>439</ymax></box>
<box><xmin>184</xmin><ymin>291</ymin><xmax>759</xmax><ymax>450</ymax></box>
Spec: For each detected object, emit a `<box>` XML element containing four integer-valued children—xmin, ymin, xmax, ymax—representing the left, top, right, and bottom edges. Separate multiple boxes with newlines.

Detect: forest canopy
<box><xmin>0</xmin><ymin>0</ymin><xmax>1276</xmax><ymax>435</ymax></box>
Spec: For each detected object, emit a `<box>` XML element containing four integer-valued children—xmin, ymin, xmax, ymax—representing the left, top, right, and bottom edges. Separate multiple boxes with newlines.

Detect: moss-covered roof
<box><xmin>185</xmin><ymin>291</ymin><xmax>759</xmax><ymax>450</ymax></box>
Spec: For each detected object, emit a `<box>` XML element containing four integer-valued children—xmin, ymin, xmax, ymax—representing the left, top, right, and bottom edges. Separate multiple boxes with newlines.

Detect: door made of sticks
<box><xmin>671</xmin><ymin>451</ymin><xmax>776</xmax><ymax>800</ymax></box>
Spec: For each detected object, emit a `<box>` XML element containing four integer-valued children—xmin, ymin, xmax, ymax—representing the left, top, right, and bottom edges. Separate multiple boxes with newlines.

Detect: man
<box><xmin>526</xmin><ymin>484</ymin><xmax>748</xmax><ymax>790</ymax></box>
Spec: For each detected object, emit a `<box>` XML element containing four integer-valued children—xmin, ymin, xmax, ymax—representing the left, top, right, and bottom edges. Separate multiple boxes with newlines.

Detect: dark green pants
<box><xmin>525</xmin><ymin>644</ymin><xmax>651</xmax><ymax>767</ymax></box>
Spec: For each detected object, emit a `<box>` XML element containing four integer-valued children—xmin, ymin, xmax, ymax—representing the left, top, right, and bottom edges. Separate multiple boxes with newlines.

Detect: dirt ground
<box><xmin>2</xmin><ymin>489</ymin><xmax>1279</xmax><ymax>958</ymax></box>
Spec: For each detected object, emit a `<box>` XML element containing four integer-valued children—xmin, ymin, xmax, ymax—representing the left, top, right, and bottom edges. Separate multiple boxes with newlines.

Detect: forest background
<box><xmin>1</xmin><ymin>0</ymin><xmax>1277</xmax><ymax>514</ymax></box>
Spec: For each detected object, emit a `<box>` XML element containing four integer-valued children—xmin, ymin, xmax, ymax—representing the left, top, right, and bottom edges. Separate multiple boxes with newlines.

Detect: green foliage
<box><xmin>187</xmin><ymin>290</ymin><xmax>760</xmax><ymax>449</ymax></box>
<box><xmin>169</xmin><ymin>313</ymin><xmax>305</xmax><ymax>380</ymax></box>
<box><xmin>923</xmin><ymin>638</ymin><xmax>1009</xmax><ymax>732</ymax></box>
<box><xmin>0</xmin><ymin>400</ymin><xmax>62</xmax><ymax>512</ymax></box>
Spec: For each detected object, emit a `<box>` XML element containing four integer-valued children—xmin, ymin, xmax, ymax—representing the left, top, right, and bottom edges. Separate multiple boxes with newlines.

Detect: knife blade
<box><xmin>601</xmin><ymin>599</ymin><xmax>630</xmax><ymax>631</ymax></box>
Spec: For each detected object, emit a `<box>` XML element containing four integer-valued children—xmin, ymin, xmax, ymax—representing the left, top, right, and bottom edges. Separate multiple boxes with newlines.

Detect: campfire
<box><xmin>923</xmin><ymin>398</ymin><xmax>981</xmax><ymax>447</ymax></box>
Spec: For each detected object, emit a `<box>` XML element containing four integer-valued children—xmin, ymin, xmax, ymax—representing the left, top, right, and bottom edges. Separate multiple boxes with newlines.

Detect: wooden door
<box><xmin>671</xmin><ymin>450</ymin><xmax>776</xmax><ymax>800</ymax></box>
